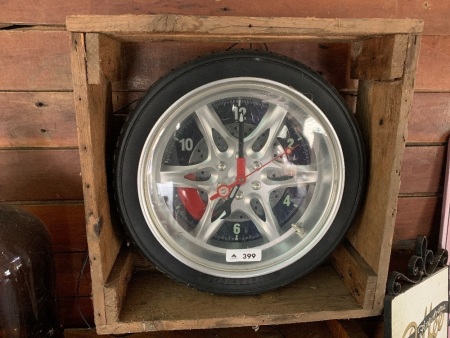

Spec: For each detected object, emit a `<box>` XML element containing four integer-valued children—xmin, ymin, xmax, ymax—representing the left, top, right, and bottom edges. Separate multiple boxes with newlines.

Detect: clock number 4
<box><xmin>283</xmin><ymin>194</ymin><xmax>292</xmax><ymax>207</ymax></box>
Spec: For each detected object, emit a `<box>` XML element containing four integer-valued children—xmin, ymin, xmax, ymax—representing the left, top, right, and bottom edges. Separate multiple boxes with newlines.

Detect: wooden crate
<box><xmin>67</xmin><ymin>15</ymin><xmax>423</xmax><ymax>334</ymax></box>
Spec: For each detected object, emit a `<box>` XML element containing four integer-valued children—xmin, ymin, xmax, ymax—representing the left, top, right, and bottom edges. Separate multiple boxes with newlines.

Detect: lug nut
<box><xmin>217</xmin><ymin>161</ymin><xmax>227</xmax><ymax>171</ymax></box>
<box><xmin>252</xmin><ymin>161</ymin><xmax>262</xmax><ymax>170</ymax></box>
<box><xmin>235</xmin><ymin>191</ymin><xmax>244</xmax><ymax>200</ymax></box>
<box><xmin>251</xmin><ymin>181</ymin><xmax>261</xmax><ymax>190</ymax></box>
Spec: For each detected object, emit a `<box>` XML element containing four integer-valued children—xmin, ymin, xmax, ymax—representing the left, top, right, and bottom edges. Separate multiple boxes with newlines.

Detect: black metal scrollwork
<box><xmin>386</xmin><ymin>236</ymin><xmax>448</xmax><ymax>296</ymax></box>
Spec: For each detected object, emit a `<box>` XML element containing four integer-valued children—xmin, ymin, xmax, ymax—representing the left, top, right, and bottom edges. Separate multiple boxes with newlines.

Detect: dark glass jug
<box><xmin>0</xmin><ymin>203</ymin><xmax>63</xmax><ymax>337</ymax></box>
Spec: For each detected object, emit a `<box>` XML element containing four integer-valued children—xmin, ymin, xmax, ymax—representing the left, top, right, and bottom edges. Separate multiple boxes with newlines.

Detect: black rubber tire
<box><xmin>114</xmin><ymin>50</ymin><xmax>366</xmax><ymax>295</ymax></box>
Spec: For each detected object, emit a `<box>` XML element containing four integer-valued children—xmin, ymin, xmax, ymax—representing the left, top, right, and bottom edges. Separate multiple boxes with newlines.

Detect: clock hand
<box><xmin>215</xmin><ymin>113</ymin><xmax>246</xmax><ymax>219</ymax></box>
<box><xmin>238</xmin><ymin>108</ymin><xmax>245</xmax><ymax>158</ymax></box>
<box><xmin>210</xmin><ymin>144</ymin><xmax>299</xmax><ymax>201</ymax></box>
<box><xmin>236</xmin><ymin>106</ymin><xmax>246</xmax><ymax>181</ymax></box>
<box><xmin>210</xmin><ymin>106</ymin><xmax>246</xmax><ymax>204</ymax></box>
<box><xmin>213</xmin><ymin>184</ymin><xmax>241</xmax><ymax>220</ymax></box>
<box><xmin>245</xmin><ymin>144</ymin><xmax>300</xmax><ymax>179</ymax></box>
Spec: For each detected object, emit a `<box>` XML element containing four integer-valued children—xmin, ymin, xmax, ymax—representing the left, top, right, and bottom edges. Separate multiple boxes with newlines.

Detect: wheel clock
<box><xmin>114</xmin><ymin>50</ymin><xmax>366</xmax><ymax>295</ymax></box>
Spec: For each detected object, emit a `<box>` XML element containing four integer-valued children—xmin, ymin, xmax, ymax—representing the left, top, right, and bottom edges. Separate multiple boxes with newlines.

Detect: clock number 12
<box><xmin>232</xmin><ymin>105</ymin><xmax>247</xmax><ymax>122</ymax></box>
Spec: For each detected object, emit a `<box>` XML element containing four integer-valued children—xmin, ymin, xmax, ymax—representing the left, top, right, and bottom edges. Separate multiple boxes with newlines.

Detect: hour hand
<box><xmin>213</xmin><ymin>184</ymin><xmax>241</xmax><ymax>220</ymax></box>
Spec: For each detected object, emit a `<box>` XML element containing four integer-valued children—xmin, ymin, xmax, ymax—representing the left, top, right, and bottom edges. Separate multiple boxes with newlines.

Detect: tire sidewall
<box><xmin>114</xmin><ymin>50</ymin><xmax>365</xmax><ymax>294</ymax></box>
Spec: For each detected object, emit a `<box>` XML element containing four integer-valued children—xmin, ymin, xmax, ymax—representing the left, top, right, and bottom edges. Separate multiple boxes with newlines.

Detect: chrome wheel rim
<box><xmin>137</xmin><ymin>77</ymin><xmax>345</xmax><ymax>278</ymax></box>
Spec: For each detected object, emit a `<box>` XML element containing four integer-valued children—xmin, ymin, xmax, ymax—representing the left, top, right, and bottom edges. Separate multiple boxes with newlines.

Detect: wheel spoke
<box><xmin>159</xmin><ymin>164</ymin><xmax>215</xmax><ymax>191</ymax></box>
<box><xmin>245</xmin><ymin>105</ymin><xmax>287</xmax><ymax>157</ymax></box>
<box><xmin>194</xmin><ymin>105</ymin><xmax>236</xmax><ymax>157</ymax></box>
<box><xmin>237</xmin><ymin>192</ymin><xmax>282</xmax><ymax>242</ymax></box>
<box><xmin>192</xmin><ymin>199</ymin><xmax>224</xmax><ymax>242</ymax></box>
<box><xmin>263</xmin><ymin>167</ymin><xmax>318</xmax><ymax>188</ymax></box>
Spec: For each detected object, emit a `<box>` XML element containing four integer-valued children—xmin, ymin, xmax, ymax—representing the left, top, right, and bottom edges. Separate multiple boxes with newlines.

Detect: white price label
<box><xmin>226</xmin><ymin>249</ymin><xmax>262</xmax><ymax>262</ymax></box>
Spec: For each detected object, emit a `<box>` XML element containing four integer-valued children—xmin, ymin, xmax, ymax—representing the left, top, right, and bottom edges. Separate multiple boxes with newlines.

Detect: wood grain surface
<box><xmin>0</xmin><ymin>2</ymin><xmax>447</xmax><ymax>331</ymax></box>
<box><xmin>0</xmin><ymin>0</ymin><xmax>446</xmax><ymax>35</ymax></box>
<box><xmin>17</xmin><ymin>203</ymin><xmax>87</xmax><ymax>252</ymax></box>
<box><xmin>2</xmin><ymin>31</ymin><xmax>450</xmax><ymax>92</ymax></box>
<box><xmin>0</xmin><ymin>31</ymin><xmax>71</xmax><ymax>91</ymax></box>
<box><xmin>0</xmin><ymin>149</ymin><xmax>82</xmax><ymax>201</ymax></box>
<box><xmin>0</xmin><ymin>92</ymin><xmax>77</xmax><ymax>147</ymax></box>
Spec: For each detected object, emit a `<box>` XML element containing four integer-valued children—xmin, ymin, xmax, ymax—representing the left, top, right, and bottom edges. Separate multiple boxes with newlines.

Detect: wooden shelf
<box><xmin>119</xmin><ymin>265</ymin><xmax>372</xmax><ymax>332</ymax></box>
<box><xmin>67</xmin><ymin>14</ymin><xmax>423</xmax><ymax>334</ymax></box>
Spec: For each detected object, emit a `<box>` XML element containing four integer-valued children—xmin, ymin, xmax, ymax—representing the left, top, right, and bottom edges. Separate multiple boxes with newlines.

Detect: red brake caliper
<box><xmin>177</xmin><ymin>174</ymin><xmax>207</xmax><ymax>221</ymax></box>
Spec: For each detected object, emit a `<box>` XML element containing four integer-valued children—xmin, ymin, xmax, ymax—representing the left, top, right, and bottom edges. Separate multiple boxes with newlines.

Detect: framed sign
<box><xmin>385</xmin><ymin>266</ymin><xmax>448</xmax><ymax>338</ymax></box>
<box><xmin>440</xmin><ymin>139</ymin><xmax>450</xmax><ymax>337</ymax></box>
<box><xmin>440</xmin><ymin>143</ymin><xmax>450</xmax><ymax>260</ymax></box>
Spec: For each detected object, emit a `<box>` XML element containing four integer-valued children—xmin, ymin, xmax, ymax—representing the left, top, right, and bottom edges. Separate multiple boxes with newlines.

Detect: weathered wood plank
<box><xmin>348</xmin><ymin>33</ymin><xmax>421</xmax><ymax>309</ymax></box>
<box><xmin>54</xmin><ymin>252</ymin><xmax>92</xmax><ymax>297</ymax></box>
<box><xmin>66</xmin><ymin>15</ymin><xmax>423</xmax><ymax>39</ymax></box>
<box><xmin>0</xmin><ymin>91</ymin><xmax>137</xmax><ymax>149</ymax></box>
<box><xmin>3</xmin><ymin>0</ymin><xmax>445</xmax><ymax>34</ymax></box>
<box><xmin>408</xmin><ymin>93</ymin><xmax>450</xmax><ymax>143</ymax></box>
<box><xmin>0</xmin><ymin>92</ymin><xmax>77</xmax><ymax>147</ymax></box>
<box><xmin>17</xmin><ymin>203</ymin><xmax>87</xmax><ymax>252</ymax></box>
<box><xmin>0</xmin><ymin>149</ymin><xmax>83</xmax><ymax>201</ymax></box>
<box><xmin>104</xmin><ymin>247</ymin><xmax>134</xmax><ymax>323</ymax></box>
<box><xmin>393</xmin><ymin>197</ymin><xmax>442</xmax><ymax>242</ymax></box>
<box><xmin>2</xmin><ymin>90</ymin><xmax>441</xmax><ymax>150</ymax></box>
<box><xmin>331</xmin><ymin>242</ymin><xmax>377</xmax><ymax>308</ymax></box>
<box><xmin>92</xmin><ymin>35</ymin><xmax>450</xmax><ymax>92</ymax></box>
<box><xmin>400</xmin><ymin>146</ymin><xmax>446</xmax><ymax>194</ymax></box>
<box><xmin>1</xmin><ymin>31</ymin><xmax>449</xmax><ymax>92</ymax></box>
<box><xmin>70</xmin><ymin>32</ymin><xmax>122</xmax><ymax>326</ymax></box>
<box><xmin>0</xmin><ymin>90</ymin><xmax>450</xmax><ymax>147</ymax></box>
<box><xmin>117</xmin><ymin>41</ymin><xmax>354</xmax><ymax>91</ymax></box>
<box><xmin>351</xmin><ymin>35</ymin><xmax>408</xmax><ymax>80</ymax></box>
<box><xmin>102</xmin><ymin>267</ymin><xmax>375</xmax><ymax>334</ymax></box>
<box><xmin>416</xmin><ymin>35</ymin><xmax>450</xmax><ymax>92</ymax></box>
<box><xmin>0</xmin><ymin>31</ymin><xmax>71</xmax><ymax>91</ymax></box>
<box><xmin>395</xmin><ymin>196</ymin><xmax>442</xmax><ymax>242</ymax></box>
<box><xmin>5</xmin><ymin>90</ymin><xmax>447</xmax><ymax>149</ymax></box>
<box><xmin>85</xmin><ymin>33</ymin><xmax>121</xmax><ymax>84</ymax></box>
<box><xmin>348</xmin><ymin>80</ymin><xmax>408</xmax><ymax>285</ymax></box>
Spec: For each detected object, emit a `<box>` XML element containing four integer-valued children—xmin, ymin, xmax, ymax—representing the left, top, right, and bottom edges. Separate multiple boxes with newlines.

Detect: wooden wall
<box><xmin>1</xmin><ymin>0</ymin><xmax>449</xmax><ymax>330</ymax></box>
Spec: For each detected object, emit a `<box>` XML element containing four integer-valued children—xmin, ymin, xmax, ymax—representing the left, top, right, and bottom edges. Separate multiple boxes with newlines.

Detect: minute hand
<box><xmin>209</xmin><ymin>107</ymin><xmax>246</xmax><ymax>202</ymax></box>
<box><xmin>245</xmin><ymin>145</ymin><xmax>299</xmax><ymax>179</ymax></box>
<box><xmin>218</xmin><ymin>110</ymin><xmax>246</xmax><ymax>219</ymax></box>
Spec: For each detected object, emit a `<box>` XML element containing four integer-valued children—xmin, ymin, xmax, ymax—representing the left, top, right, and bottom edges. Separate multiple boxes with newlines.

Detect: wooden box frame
<box><xmin>67</xmin><ymin>15</ymin><xmax>423</xmax><ymax>334</ymax></box>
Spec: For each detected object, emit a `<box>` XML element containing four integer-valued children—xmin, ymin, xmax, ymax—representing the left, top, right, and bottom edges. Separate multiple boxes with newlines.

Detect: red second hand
<box><xmin>245</xmin><ymin>146</ymin><xmax>295</xmax><ymax>179</ymax></box>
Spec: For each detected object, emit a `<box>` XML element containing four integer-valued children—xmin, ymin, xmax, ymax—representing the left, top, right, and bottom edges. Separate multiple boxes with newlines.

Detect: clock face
<box><xmin>138</xmin><ymin>78</ymin><xmax>343</xmax><ymax>278</ymax></box>
<box><xmin>115</xmin><ymin>51</ymin><xmax>365</xmax><ymax>294</ymax></box>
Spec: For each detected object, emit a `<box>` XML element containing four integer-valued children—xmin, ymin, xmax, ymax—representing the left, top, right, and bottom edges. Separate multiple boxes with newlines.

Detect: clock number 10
<box><xmin>179</xmin><ymin>138</ymin><xmax>194</xmax><ymax>151</ymax></box>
